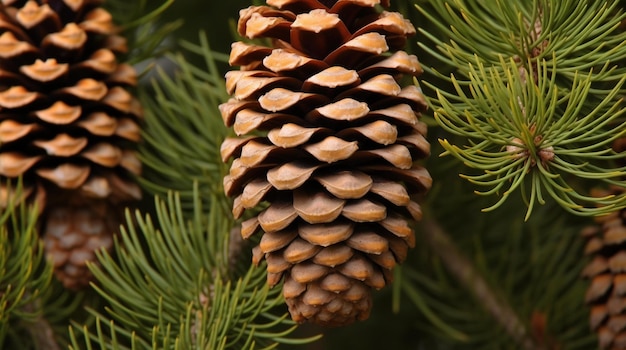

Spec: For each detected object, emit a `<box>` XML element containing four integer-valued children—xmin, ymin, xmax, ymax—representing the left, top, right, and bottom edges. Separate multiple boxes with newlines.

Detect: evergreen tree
<box><xmin>1</xmin><ymin>0</ymin><xmax>625</xmax><ymax>349</ymax></box>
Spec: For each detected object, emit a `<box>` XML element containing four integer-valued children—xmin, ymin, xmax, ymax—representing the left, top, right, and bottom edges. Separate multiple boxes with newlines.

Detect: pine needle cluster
<box><xmin>418</xmin><ymin>0</ymin><xmax>626</xmax><ymax>219</ymax></box>
<box><xmin>0</xmin><ymin>181</ymin><xmax>52</xmax><ymax>347</ymax></box>
<box><xmin>68</xmin><ymin>188</ymin><xmax>319</xmax><ymax>349</ymax></box>
<box><xmin>138</xmin><ymin>34</ymin><xmax>231</xmax><ymax>216</ymax></box>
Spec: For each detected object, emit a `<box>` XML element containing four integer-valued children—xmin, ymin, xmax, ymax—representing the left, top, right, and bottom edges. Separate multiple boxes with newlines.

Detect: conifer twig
<box><xmin>420</xmin><ymin>218</ymin><xmax>540</xmax><ymax>350</ymax></box>
<box><xmin>22</xmin><ymin>299</ymin><xmax>60</xmax><ymax>350</ymax></box>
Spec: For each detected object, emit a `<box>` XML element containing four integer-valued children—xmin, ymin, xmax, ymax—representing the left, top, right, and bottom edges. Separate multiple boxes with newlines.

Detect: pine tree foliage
<box><xmin>68</xmin><ymin>187</ymin><xmax>320</xmax><ymax>349</ymax></box>
<box><xmin>417</xmin><ymin>0</ymin><xmax>626</xmax><ymax>218</ymax></box>
<box><xmin>38</xmin><ymin>280</ymin><xmax>90</xmax><ymax>348</ymax></box>
<box><xmin>417</xmin><ymin>0</ymin><xmax>626</xmax><ymax>93</ymax></box>
<box><xmin>397</xmin><ymin>157</ymin><xmax>596</xmax><ymax>349</ymax></box>
<box><xmin>0</xmin><ymin>181</ymin><xmax>52</xmax><ymax>347</ymax></box>
<box><xmin>138</xmin><ymin>32</ymin><xmax>231</xmax><ymax>217</ymax></box>
<box><xmin>104</xmin><ymin>0</ymin><xmax>181</xmax><ymax>65</ymax></box>
<box><xmin>434</xmin><ymin>56</ymin><xmax>625</xmax><ymax>218</ymax></box>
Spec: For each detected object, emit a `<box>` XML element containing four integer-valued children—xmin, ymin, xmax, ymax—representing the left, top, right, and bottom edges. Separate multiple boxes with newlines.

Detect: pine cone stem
<box><xmin>421</xmin><ymin>218</ymin><xmax>540</xmax><ymax>350</ymax></box>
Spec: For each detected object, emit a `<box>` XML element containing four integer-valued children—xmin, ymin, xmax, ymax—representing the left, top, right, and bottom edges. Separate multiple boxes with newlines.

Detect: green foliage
<box><xmin>104</xmin><ymin>0</ymin><xmax>181</xmax><ymax>65</ymax></box>
<box><xmin>397</xmin><ymin>157</ymin><xmax>595</xmax><ymax>349</ymax></box>
<box><xmin>402</xmin><ymin>1</ymin><xmax>626</xmax><ymax>346</ymax></box>
<box><xmin>0</xmin><ymin>181</ymin><xmax>52</xmax><ymax>347</ymax></box>
<box><xmin>138</xmin><ymin>32</ymin><xmax>231</xmax><ymax>217</ymax></box>
<box><xmin>39</xmin><ymin>281</ymin><xmax>91</xmax><ymax>348</ymax></box>
<box><xmin>417</xmin><ymin>0</ymin><xmax>626</xmax><ymax>91</ymax></box>
<box><xmin>417</xmin><ymin>0</ymin><xmax>626</xmax><ymax>218</ymax></box>
<box><xmin>68</xmin><ymin>188</ymin><xmax>320</xmax><ymax>349</ymax></box>
<box><xmin>431</xmin><ymin>56</ymin><xmax>626</xmax><ymax>218</ymax></box>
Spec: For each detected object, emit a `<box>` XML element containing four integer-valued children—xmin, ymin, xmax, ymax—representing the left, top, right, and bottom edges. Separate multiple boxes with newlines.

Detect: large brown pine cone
<box><xmin>583</xmin><ymin>187</ymin><xmax>626</xmax><ymax>349</ymax></box>
<box><xmin>220</xmin><ymin>0</ymin><xmax>431</xmax><ymax>327</ymax></box>
<box><xmin>0</xmin><ymin>0</ymin><xmax>142</xmax><ymax>289</ymax></box>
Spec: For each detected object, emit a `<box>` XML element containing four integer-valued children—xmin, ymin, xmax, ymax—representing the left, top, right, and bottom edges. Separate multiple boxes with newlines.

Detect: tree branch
<box><xmin>420</xmin><ymin>217</ymin><xmax>541</xmax><ymax>350</ymax></box>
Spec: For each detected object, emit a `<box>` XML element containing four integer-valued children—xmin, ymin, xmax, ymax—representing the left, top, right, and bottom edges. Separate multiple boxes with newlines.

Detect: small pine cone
<box><xmin>43</xmin><ymin>198</ymin><xmax>119</xmax><ymax>289</ymax></box>
<box><xmin>582</xmin><ymin>187</ymin><xmax>626</xmax><ymax>349</ymax></box>
<box><xmin>221</xmin><ymin>0</ymin><xmax>431</xmax><ymax>326</ymax></box>
<box><xmin>0</xmin><ymin>0</ymin><xmax>142</xmax><ymax>289</ymax></box>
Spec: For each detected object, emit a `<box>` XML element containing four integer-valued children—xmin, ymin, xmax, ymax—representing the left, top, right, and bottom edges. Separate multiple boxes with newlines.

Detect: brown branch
<box><xmin>420</xmin><ymin>217</ymin><xmax>542</xmax><ymax>350</ymax></box>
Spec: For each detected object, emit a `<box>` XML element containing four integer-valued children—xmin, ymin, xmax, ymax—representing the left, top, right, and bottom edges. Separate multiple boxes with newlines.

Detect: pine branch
<box><xmin>426</xmin><ymin>56</ymin><xmax>626</xmax><ymax>218</ymax></box>
<box><xmin>0</xmin><ymin>180</ymin><xmax>53</xmax><ymax>348</ymax></box>
<box><xmin>417</xmin><ymin>0</ymin><xmax>626</xmax><ymax>90</ymax></box>
<box><xmin>420</xmin><ymin>217</ymin><xmax>540</xmax><ymax>350</ymax></box>
<box><xmin>68</xmin><ymin>187</ymin><xmax>320</xmax><ymax>349</ymax></box>
<box><xmin>138</xmin><ymin>31</ymin><xmax>231</xmax><ymax>218</ymax></box>
<box><xmin>393</xmin><ymin>151</ymin><xmax>594</xmax><ymax>349</ymax></box>
<box><xmin>417</xmin><ymin>0</ymin><xmax>626</xmax><ymax>218</ymax></box>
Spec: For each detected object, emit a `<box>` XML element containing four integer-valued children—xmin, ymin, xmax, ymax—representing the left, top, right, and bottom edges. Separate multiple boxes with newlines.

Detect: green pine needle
<box><xmin>0</xmin><ymin>180</ymin><xmax>52</xmax><ymax>347</ymax></box>
<box><xmin>426</xmin><ymin>54</ymin><xmax>626</xmax><ymax>218</ymax></box>
<box><xmin>399</xmin><ymin>179</ymin><xmax>595</xmax><ymax>349</ymax></box>
<box><xmin>104</xmin><ymin>0</ymin><xmax>181</xmax><ymax>65</ymax></box>
<box><xmin>138</xmin><ymin>31</ymin><xmax>231</xmax><ymax>219</ymax></box>
<box><xmin>417</xmin><ymin>0</ymin><xmax>626</xmax><ymax>92</ymax></box>
<box><xmin>417</xmin><ymin>0</ymin><xmax>626</xmax><ymax>218</ymax></box>
<box><xmin>68</xmin><ymin>186</ymin><xmax>320</xmax><ymax>349</ymax></box>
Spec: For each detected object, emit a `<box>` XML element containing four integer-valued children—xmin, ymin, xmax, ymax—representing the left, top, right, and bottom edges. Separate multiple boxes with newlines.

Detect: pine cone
<box><xmin>583</xmin><ymin>187</ymin><xmax>626</xmax><ymax>349</ymax></box>
<box><xmin>221</xmin><ymin>0</ymin><xmax>431</xmax><ymax>327</ymax></box>
<box><xmin>0</xmin><ymin>0</ymin><xmax>142</xmax><ymax>289</ymax></box>
<box><xmin>43</xmin><ymin>198</ymin><xmax>119</xmax><ymax>290</ymax></box>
